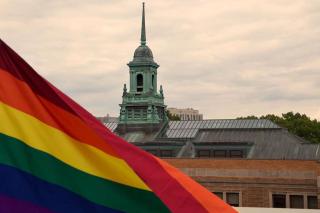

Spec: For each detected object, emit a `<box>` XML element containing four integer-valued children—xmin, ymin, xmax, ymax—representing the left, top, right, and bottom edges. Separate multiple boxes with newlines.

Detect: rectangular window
<box><xmin>127</xmin><ymin>109</ymin><xmax>133</xmax><ymax>119</ymax></box>
<box><xmin>134</xmin><ymin>109</ymin><xmax>141</xmax><ymax>119</ymax></box>
<box><xmin>157</xmin><ymin>107</ymin><xmax>163</xmax><ymax>119</ymax></box>
<box><xmin>213</xmin><ymin>192</ymin><xmax>223</xmax><ymax>200</ymax></box>
<box><xmin>230</xmin><ymin>150</ymin><xmax>243</xmax><ymax>158</ymax></box>
<box><xmin>308</xmin><ymin>196</ymin><xmax>318</xmax><ymax>209</ymax></box>
<box><xmin>142</xmin><ymin>109</ymin><xmax>147</xmax><ymax>119</ymax></box>
<box><xmin>152</xmin><ymin>75</ymin><xmax>154</xmax><ymax>88</ymax></box>
<box><xmin>226</xmin><ymin>192</ymin><xmax>239</xmax><ymax>207</ymax></box>
<box><xmin>198</xmin><ymin>150</ymin><xmax>211</xmax><ymax>158</ymax></box>
<box><xmin>213</xmin><ymin>150</ymin><xmax>227</xmax><ymax>158</ymax></box>
<box><xmin>272</xmin><ymin>194</ymin><xmax>286</xmax><ymax>208</ymax></box>
<box><xmin>160</xmin><ymin>150</ymin><xmax>173</xmax><ymax>157</ymax></box>
<box><xmin>290</xmin><ymin>195</ymin><xmax>304</xmax><ymax>209</ymax></box>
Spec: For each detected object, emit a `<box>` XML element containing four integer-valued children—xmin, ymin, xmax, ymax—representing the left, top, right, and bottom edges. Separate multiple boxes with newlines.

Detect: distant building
<box><xmin>103</xmin><ymin>3</ymin><xmax>320</xmax><ymax>209</ymax></box>
<box><xmin>96</xmin><ymin>114</ymin><xmax>118</xmax><ymax>123</ymax></box>
<box><xmin>168</xmin><ymin>107</ymin><xmax>203</xmax><ymax>120</ymax></box>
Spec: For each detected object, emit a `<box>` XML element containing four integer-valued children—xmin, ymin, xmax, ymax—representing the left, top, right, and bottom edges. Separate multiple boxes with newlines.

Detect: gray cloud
<box><xmin>0</xmin><ymin>0</ymin><xmax>319</xmax><ymax>120</ymax></box>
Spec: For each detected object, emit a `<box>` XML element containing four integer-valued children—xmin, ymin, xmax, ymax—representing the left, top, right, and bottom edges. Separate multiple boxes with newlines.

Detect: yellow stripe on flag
<box><xmin>0</xmin><ymin>102</ymin><xmax>150</xmax><ymax>191</ymax></box>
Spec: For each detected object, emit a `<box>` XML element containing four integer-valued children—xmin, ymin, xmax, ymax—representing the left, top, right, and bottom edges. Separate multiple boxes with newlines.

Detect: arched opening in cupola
<box><xmin>137</xmin><ymin>74</ymin><xmax>143</xmax><ymax>92</ymax></box>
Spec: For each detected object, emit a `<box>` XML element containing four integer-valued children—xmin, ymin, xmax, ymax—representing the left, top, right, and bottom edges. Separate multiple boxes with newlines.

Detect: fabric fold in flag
<box><xmin>0</xmin><ymin>39</ymin><xmax>237</xmax><ymax>213</ymax></box>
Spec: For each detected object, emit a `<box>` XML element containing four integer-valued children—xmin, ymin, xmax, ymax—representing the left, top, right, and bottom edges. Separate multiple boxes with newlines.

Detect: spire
<box><xmin>140</xmin><ymin>2</ymin><xmax>146</xmax><ymax>45</ymax></box>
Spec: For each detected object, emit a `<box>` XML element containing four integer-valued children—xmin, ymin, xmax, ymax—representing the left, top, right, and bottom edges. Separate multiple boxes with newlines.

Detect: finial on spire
<box><xmin>140</xmin><ymin>2</ymin><xmax>146</xmax><ymax>45</ymax></box>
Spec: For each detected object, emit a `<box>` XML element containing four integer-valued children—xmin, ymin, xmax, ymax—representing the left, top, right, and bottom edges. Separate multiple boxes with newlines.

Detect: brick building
<box><xmin>106</xmin><ymin>119</ymin><xmax>320</xmax><ymax>209</ymax></box>
<box><xmin>166</xmin><ymin>159</ymin><xmax>319</xmax><ymax>209</ymax></box>
<box><xmin>104</xmin><ymin>3</ymin><xmax>320</xmax><ymax>210</ymax></box>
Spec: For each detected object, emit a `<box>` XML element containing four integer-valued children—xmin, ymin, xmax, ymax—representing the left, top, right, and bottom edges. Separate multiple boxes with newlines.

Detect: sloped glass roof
<box><xmin>104</xmin><ymin>119</ymin><xmax>280</xmax><ymax>139</ymax></box>
<box><xmin>104</xmin><ymin>122</ymin><xmax>118</xmax><ymax>132</ymax></box>
<box><xmin>159</xmin><ymin>119</ymin><xmax>280</xmax><ymax>139</ymax></box>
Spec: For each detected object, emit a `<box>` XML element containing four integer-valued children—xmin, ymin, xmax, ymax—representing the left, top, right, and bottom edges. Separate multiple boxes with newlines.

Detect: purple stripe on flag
<box><xmin>0</xmin><ymin>195</ymin><xmax>53</xmax><ymax>213</ymax></box>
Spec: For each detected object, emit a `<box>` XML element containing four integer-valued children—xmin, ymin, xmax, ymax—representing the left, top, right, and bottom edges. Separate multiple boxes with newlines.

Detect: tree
<box><xmin>237</xmin><ymin>115</ymin><xmax>258</xmax><ymax>119</ymax></box>
<box><xmin>237</xmin><ymin>112</ymin><xmax>320</xmax><ymax>143</ymax></box>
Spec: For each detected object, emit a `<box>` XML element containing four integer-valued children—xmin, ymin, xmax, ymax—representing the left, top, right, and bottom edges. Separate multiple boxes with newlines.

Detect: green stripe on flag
<box><xmin>0</xmin><ymin>133</ymin><xmax>170</xmax><ymax>213</ymax></box>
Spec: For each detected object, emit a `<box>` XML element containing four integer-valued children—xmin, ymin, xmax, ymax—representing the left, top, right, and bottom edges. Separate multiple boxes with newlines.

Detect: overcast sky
<box><xmin>1</xmin><ymin>0</ymin><xmax>319</xmax><ymax>119</ymax></box>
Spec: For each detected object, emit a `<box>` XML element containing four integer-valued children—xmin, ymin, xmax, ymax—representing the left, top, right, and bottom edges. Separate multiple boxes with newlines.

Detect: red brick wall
<box><xmin>164</xmin><ymin>159</ymin><xmax>320</xmax><ymax>208</ymax></box>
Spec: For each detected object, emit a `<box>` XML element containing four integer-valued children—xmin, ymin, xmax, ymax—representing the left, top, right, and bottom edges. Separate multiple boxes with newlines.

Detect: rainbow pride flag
<box><xmin>0</xmin><ymin>39</ymin><xmax>237</xmax><ymax>213</ymax></box>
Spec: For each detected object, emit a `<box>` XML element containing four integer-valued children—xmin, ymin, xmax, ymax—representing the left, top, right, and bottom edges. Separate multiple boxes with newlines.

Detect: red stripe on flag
<box><xmin>0</xmin><ymin>40</ymin><xmax>77</xmax><ymax>116</ymax></box>
<box><xmin>0</xmin><ymin>69</ymin><xmax>119</xmax><ymax>158</ymax></box>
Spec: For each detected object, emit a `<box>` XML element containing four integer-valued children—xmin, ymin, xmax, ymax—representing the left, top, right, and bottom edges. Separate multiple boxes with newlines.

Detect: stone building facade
<box><xmin>168</xmin><ymin>107</ymin><xmax>203</xmax><ymax>120</ymax></box>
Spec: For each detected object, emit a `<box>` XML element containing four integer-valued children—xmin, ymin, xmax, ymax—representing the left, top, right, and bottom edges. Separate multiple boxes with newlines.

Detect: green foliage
<box><xmin>237</xmin><ymin>115</ymin><xmax>258</xmax><ymax>119</ymax></box>
<box><xmin>237</xmin><ymin>112</ymin><xmax>320</xmax><ymax>144</ymax></box>
<box><xmin>166</xmin><ymin>110</ymin><xmax>180</xmax><ymax>121</ymax></box>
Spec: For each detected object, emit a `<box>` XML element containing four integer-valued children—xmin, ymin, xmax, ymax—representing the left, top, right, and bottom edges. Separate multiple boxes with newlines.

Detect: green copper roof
<box><xmin>129</xmin><ymin>2</ymin><xmax>157</xmax><ymax>66</ymax></box>
<box><xmin>133</xmin><ymin>45</ymin><xmax>153</xmax><ymax>59</ymax></box>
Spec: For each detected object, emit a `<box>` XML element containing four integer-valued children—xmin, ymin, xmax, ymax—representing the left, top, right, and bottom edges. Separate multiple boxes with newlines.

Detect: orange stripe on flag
<box><xmin>155</xmin><ymin>157</ymin><xmax>237</xmax><ymax>213</ymax></box>
<box><xmin>0</xmin><ymin>69</ymin><xmax>119</xmax><ymax>158</ymax></box>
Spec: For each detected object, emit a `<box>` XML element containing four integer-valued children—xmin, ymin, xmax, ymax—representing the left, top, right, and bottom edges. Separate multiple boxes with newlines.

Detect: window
<box><xmin>160</xmin><ymin>150</ymin><xmax>173</xmax><ymax>157</ymax></box>
<box><xmin>195</xmin><ymin>149</ymin><xmax>247</xmax><ymax>158</ymax></box>
<box><xmin>308</xmin><ymin>196</ymin><xmax>318</xmax><ymax>209</ymax></box>
<box><xmin>226</xmin><ymin>193</ymin><xmax>239</xmax><ymax>207</ymax></box>
<box><xmin>213</xmin><ymin>192</ymin><xmax>223</xmax><ymax>200</ymax></box>
<box><xmin>134</xmin><ymin>109</ymin><xmax>141</xmax><ymax>119</ymax></box>
<box><xmin>146</xmin><ymin>149</ymin><xmax>158</xmax><ymax>156</ymax></box>
<box><xmin>290</xmin><ymin>195</ymin><xmax>303</xmax><ymax>209</ymax></box>
<box><xmin>152</xmin><ymin>75</ymin><xmax>154</xmax><ymax>88</ymax></box>
<box><xmin>157</xmin><ymin>107</ymin><xmax>164</xmax><ymax>120</ymax></box>
<box><xmin>212</xmin><ymin>191</ymin><xmax>241</xmax><ymax>206</ymax></box>
<box><xmin>230</xmin><ymin>150</ymin><xmax>243</xmax><ymax>158</ymax></box>
<box><xmin>145</xmin><ymin>149</ymin><xmax>173</xmax><ymax>157</ymax></box>
<box><xmin>137</xmin><ymin>74</ymin><xmax>143</xmax><ymax>92</ymax></box>
<box><xmin>127</xmin><ymin>109</ymin><xmax>133</xmax><ymax>119</ymax></box>
<box><xmin>213</xmin><ymin>150</ymin><xmax>227</xmax><ymax>158</ymax></box>
<box><xmin>142</xmin><ymin>108</ymin><xmax>147</xmax><ymax>118</ymax></box>
<box><xmin>272</xmin><ymin>194</ymin><xmax>286</xmax><ymax>208</ymax></box>
<box><xmin>198</xmin><ymin>150</ymin><xmax>210</xmax><ymax>158</ymax></box>
<box><xmin>271</xmin><ymin>193</ymin><xmax>317</xmax><ymax>209</ymax></box>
